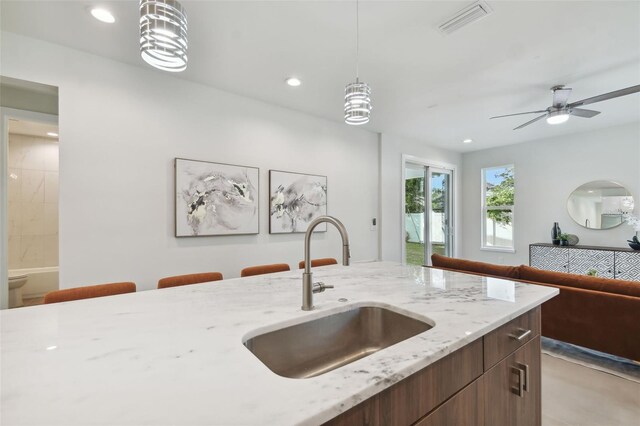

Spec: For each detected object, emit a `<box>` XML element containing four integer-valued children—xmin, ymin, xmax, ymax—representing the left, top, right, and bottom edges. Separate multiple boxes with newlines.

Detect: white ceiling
<box><xmin>2</xmin><ymin>1</ymin><xmax>639</xmax><ymax>152</ymax></box>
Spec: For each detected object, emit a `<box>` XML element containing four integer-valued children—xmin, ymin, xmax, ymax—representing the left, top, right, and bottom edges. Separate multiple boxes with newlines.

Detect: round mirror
<box><xmin>567</xmin><ymin>181</ymin><xmax>634</xmax><ymax>229</ymax></box>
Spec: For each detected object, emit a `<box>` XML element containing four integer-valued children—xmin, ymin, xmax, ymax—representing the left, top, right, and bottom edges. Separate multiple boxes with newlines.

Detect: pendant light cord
<box><xmin>356</xmin><ymin>0</ymin><xmax>360</xmax><ymax>81</ymax></box>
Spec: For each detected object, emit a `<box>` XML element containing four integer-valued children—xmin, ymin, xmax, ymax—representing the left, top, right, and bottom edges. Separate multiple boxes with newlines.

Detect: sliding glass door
<box><xmin>404</xmin><ymin>162</ymin><xmax>454</xmax><ymax>266</ymax></box>
<box><xmin>426</xmin><ymin>167</ymin><xmax>453</xmax><ymax>260</ymax></box>
<box><xmin>405</xmin><ymin>163</ymin><xmax>426</xmax><ymax>265</ymax></box>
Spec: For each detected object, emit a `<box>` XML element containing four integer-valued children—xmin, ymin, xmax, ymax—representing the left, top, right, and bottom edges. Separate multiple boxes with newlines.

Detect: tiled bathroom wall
<box><xmin>8</xmin><ymin>133</ymin><xmax>59</xmax><ymax>269</ymax></box>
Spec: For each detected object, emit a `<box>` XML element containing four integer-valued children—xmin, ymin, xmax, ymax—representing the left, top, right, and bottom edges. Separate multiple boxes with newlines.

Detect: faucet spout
<box><xmin>302</xmin><ymin>216</ymin><xmax>350</xmax><ymax>311</ymax></box>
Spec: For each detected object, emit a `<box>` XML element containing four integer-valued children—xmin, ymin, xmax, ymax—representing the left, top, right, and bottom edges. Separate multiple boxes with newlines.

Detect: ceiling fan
<box><xmin>490</xmin><ymin>84</ymin><xmax>640</xmax><ymax>130</ymax></box>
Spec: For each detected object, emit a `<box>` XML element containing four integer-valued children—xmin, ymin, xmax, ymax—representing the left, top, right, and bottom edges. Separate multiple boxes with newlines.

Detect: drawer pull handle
<box><xmin>511</xmin><ymin>366</ymin><xmax>525</xmax><ymax>397</ymax></box>
<box><xmin>509</xmin><ymin>328</ymin><xmax>532</xmax><ymax>341</ymax></box>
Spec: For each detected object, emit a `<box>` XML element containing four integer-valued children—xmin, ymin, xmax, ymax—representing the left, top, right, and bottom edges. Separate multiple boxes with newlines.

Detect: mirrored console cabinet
<box><xmin>529</xmin><ymin>243</ymin><xmax>640</xmax><ymax>281</ymax></box>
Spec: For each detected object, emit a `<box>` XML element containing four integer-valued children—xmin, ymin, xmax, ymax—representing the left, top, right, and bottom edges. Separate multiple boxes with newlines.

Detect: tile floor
<box><xmin>542</xmin><ymin>354</ymin><xmax>640</xmax><ymax>426</ymax></box>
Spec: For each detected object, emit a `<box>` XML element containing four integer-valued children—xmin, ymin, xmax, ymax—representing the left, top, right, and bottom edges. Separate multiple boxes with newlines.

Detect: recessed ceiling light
<box><xmin>47</xmin><ymin>132</ymin><xmax>59</xmax><ymax>137</ymax></box>
<box><xmin>463</xmin><ymin>139</ymin><xmax>473</xmax><ymax>144</ymax></box>
<box><xmin>285</xmin><ymin>77</ymin><xmax>302</xmax><ymax>87</ymax></box>
<box><xmin>90</xmin><ymin>8</ymin><xmax>115</xmax><ymax>24</ymax></box>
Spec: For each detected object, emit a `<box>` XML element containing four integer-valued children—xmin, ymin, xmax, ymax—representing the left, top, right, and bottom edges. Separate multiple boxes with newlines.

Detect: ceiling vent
<box><xmin>438</xmin><ymin>1</ymin><xmax>493</xmax><ymax>35</ymax></box>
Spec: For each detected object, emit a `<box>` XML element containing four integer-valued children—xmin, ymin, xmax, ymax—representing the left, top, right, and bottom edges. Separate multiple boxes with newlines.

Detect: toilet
<box><xmin>9</xmin><ymin>273</ymin><xmax>28</xmax><ymax>308</ymax></box>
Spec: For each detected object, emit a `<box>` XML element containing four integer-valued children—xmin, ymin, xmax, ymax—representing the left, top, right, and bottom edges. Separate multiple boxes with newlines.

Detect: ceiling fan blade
<box><xmin>490</xmin><ymin>110</ymin><xmax>547</xmax><ymax>119</ymax></box>
<box><xmin>569</xmin><ymin>108</ymin><xmax>601</xmax><ymax>118</ymax></box>
<box><xmin>552</xmin><ymin>88</ymin><xmax>572</xmax><ymax>107</ymax></box>
<box><xmin>568</xmin><ymin>85</ymin><xmax>640</xmax><ymax>108</ymax></box>
<box><xmin>513</xmin><ymin>113</ymin><xmax>548</xmax><ymax>130</ymax></box>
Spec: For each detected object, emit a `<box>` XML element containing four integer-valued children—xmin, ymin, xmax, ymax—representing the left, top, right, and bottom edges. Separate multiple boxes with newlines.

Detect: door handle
<box><xmin>511</xmin><ymin>366</ymin><xmax>525</xmax><ymax>397</ymax></box>
<box><xmin>517</xmin><ymin>362</ymin><xmax>530</xmax><ymax>392</ymax></box>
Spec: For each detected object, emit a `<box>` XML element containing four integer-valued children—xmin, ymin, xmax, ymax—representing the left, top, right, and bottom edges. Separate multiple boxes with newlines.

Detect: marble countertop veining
<box><xmin>1</xmin><ymin>261</ymin><xmax>558</xmax><ymax>425</ymax></box>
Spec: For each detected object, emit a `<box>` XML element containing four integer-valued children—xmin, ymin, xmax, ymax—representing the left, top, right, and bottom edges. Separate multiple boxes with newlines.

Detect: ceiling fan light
<box><xmin>285</xmin><ymin>77</ymin><xmax>302</xmax><ymax>87</ymax></box>
<box><xmin>140</xmin><ymin>0</ymin><xmax>188</xmax><ymax>72</ymax></box>
<box><xmin>90</xmin><ymin>8</ymin><xmax>116</xmax><ymax>23</ymax></box>
<box><xmin>546</xmin><ymin>111</ymin><xmax>570</xmax><ymax>125</ymax></box>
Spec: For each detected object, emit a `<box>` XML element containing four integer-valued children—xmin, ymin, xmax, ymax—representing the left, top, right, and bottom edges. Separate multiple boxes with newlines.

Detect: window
<box><xmin>481</xmin><ymin>165</ymin><xmax>514</xmax><ymax>251</ymax></box>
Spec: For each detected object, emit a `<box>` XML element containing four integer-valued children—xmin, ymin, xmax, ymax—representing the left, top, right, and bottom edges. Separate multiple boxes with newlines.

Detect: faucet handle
<box><xmin>312</xmin><ymin>282</ymin><xmax>334</xmax><ymax>293</ymax></box>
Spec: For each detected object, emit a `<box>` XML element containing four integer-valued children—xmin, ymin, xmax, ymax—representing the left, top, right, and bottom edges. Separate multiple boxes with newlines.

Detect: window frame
<box><xmin>480</xmin><ymin>164</ymin><xmax>515</xmax><ymax>253</ymax></box>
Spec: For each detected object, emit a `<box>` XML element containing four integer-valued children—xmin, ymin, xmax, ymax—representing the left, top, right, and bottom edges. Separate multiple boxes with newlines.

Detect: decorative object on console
<box><xmin>269</xmin><ymin>170</ymin><xmax>327</xmax><ymax>234</ymax></box>
<box><xmin>175</xmin><ymin>158</ymin><xmax>259</xmax><ymax>237</ymax></box>
<box><xmin>551</xmin><ymin>222</ymin><xmax>562</xmax><ymax>245</ymax></box>
<box><xmin>559</xmin><ymin>233</ymin><xmax>569</xmax><ymax>246</ymax></box>
<box><xmin>628</xmin><ymin>236</ymin><xmax>640</xmax><ymax>251</ymax></box>
<box><xmin>623</xmin><ymin>213</ymin><xmax>640</xmax><ymax>250</ymax></box>
<box><xmin>567</xmin><ymin>234</ymin><xmax>579</xmax><ymax>246</ymax></box>
<box><xmin>586</xmin><ymin>269</ymin><xmax>598</xmax><ymax>277</ymax></box>
<box><xmin>567</xmin><ymin>180</ymin><xmax>634</xmax><ymax>230</ymax></box>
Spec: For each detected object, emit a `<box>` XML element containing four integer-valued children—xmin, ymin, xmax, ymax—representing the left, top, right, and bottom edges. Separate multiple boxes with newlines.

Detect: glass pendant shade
<box><xmin>140</xmin><ymin>0</ymin><xmax>188</xmax><ymax>72</ymax></box>
<box><xmin>344</xmin><ymin>79</ymin><xmax>372</xmax><ymax>125</ymax></box>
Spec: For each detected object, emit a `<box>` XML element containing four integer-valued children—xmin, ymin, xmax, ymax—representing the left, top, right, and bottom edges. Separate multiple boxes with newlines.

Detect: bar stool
<box><xmin>158</xmin><ymin>272</ymin><xmax>223</xmax><ymax>289</ymax></box>
<box><xmin>44</xmin><ymin>282</ymin><xmax>136</xmax><ymax>304</ymax></box>
<box><xmin>298</xmin><ymin>258</ymin><xmax>338</xmax><ymax>269</ymax></box>
<box><xmin>240</xmin><ymin>263</ymin><xmax>290</xmax><ymax>278</ymax></box>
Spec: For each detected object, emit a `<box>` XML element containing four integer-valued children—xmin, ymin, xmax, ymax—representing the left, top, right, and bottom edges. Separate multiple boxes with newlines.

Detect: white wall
<box><xmin>380</xmin><ymin>134</ymin><xmax>462</xmax><ymax>262</ymax></box>
<box><xmin>1</xmin><ymin>32</ymin><xmax>380</xmax><ymax>291</ymax></box>
<box><xmin>461</xmin><ymin>123</ymin><xmax>640</xmax><ymax>265</ymax></box>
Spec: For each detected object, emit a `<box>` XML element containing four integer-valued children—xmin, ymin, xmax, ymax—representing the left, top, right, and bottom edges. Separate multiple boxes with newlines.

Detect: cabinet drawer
<box><xmin>530</xmin><ymin>246</ymin><xmax>568</xmax><ymax>272</ymax></box>
<box><xmin>325</xmin><ymin>338</ymin><xmax>483</xmax><ymax>426</ymax></box>
<box><xmin>614</xmin><ymin>251</ymin><xmax>640</xmax><ymax>281</ymax></box>
<box><xmin>568</xmin><ymin>249</ymin><xmax>614</xmax><ymax>278</ymax></box>
<box><xmin>483</xmin><ymin>307</ymin><xmax>540</xmax><ymax>370</ymax></box>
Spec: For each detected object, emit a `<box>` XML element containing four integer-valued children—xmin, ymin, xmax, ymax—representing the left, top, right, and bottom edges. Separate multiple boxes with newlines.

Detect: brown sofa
<box><xmin>431</xmin><ymin>254</ymin><xmax>640</xmax><ymax>361</ymax></box>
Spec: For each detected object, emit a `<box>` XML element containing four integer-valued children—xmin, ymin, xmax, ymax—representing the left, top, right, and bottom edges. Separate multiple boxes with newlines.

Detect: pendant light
<box><xmin>344</xmin><ymin>0</ymin><xmax>372</xmax><ymax>125</ymax></box>
<box><xmin>140</xmin><ymin>0</ymin><xmax>188</xmax><ymax>72</ymax></box>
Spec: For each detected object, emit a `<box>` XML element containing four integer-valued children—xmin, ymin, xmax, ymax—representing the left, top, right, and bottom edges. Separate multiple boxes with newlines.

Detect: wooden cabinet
<box><xmin>529</xmin><ymin>243</ymin><xmax>640</xmax><ymax>281</ymax></box>
<box><xmin>414</xmin><ymin>378</ymin><xmax>484</xmax><ymax>426</ymax></box>
<box><xmin>483</xmin><ymin>337</ymin><xmax>541</xmax><ymax>426</ymax></box>
<box><xmin>325</xmin><ymin>309</ymin><xmax>542</xmax><ymax>426</ymax></box>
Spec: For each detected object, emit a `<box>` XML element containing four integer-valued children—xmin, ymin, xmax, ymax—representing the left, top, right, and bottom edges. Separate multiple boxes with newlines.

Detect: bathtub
<box><xmin>9</xmin><ymin>266</ymin><xmax>59</xmax><ymax>298</ymax></box>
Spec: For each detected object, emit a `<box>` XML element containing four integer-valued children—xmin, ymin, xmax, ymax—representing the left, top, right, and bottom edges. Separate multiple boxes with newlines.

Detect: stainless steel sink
<box><xmin>243</xmin><ymin>305</ymin><xmax>434</xmax><ymax>379</ymax></box>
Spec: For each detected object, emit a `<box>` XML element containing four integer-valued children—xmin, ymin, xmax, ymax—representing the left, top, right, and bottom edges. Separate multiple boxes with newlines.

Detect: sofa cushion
<box><xmin>519</xmin><ymin>265</ymin><xmax>640</xmax><ymax>298</ymax></box>
<box><xmin>431</xmin><ymin>254</ymin><xmax>520</xmax><ymax>279</ymax></box>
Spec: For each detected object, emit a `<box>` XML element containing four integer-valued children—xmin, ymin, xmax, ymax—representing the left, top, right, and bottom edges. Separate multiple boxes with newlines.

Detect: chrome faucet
<box><xmin>302</xmin><ymin>216</ymin><xmax>350</xmax><ymax>311</ymax></box>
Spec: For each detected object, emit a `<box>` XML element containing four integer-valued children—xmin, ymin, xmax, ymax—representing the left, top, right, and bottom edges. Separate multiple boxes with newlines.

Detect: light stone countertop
<box><xmin>1</xmin><ymin>261</ymin><xmax>558</xmax><ymax>425</ymax></box>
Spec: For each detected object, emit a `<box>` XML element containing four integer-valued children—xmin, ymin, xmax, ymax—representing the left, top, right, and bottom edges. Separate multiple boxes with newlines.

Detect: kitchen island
<box><xmin>1</xmin><ymin>262</ymin><xmax>557</xmax><ymax>425</ymax></box>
